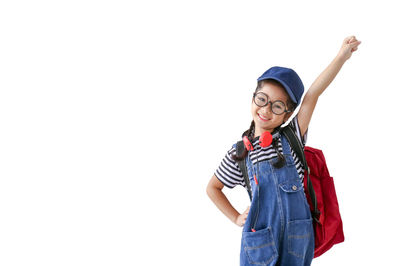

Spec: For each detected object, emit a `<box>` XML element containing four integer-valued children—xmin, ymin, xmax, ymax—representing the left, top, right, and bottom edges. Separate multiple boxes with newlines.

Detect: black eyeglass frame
<box><xmin>252</xmin><ymin>92</ymin><xmax>292</xmax><ymax>115</ymax></box>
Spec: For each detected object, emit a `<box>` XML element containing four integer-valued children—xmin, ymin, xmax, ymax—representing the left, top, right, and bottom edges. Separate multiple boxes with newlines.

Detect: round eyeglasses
<box><xmin>253</xmin><ymin>92</ymin><xmax>291</xmax><ymax>115</ymax></box>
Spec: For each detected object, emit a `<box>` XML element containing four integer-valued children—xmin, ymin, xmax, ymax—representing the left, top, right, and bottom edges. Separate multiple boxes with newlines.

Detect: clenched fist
<box><xmin>337</xmin><ymin>35</ymin><xmax>361</xmax><ymax>61</ymax></box>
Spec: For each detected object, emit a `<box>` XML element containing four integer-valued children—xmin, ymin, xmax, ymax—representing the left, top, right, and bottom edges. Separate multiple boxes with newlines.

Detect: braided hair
<box><xmin>232</xmin><ymin>79</ymin><xmax>295</xmax><ymax>169</ymax></box>
<box><xmin>231</xmin><ymin>120</ymin><xmax>256</xmax><ymax>161</ymax></box>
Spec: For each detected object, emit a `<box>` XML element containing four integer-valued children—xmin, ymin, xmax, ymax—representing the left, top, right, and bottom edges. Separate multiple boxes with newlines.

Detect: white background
<box><xmin>1</xmin><ymin>0</ymin><xmax>399</xmax><ymax>265</ymax></box>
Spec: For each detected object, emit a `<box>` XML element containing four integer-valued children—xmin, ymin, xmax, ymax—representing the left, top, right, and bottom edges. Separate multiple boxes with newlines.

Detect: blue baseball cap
<box><xmin>257</xmin><ymin>66</ymin><xmax>304</xmax><ymax>107</ymax></box>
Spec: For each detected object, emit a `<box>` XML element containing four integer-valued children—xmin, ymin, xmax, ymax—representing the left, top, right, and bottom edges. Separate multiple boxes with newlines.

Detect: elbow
<box><xmin>206</xmin><ymin>175</ymin><xmax>224</xmax><ymax>200</ymax></box>
<box><xmin>206</xmin><ymin>182</ymin><xmax>214</xmax><ymax>199</ymax></box>
<box><xmin>206</xmin><ymin>179</ymin><xmax>220</xmax><ymax>199</ymax></box>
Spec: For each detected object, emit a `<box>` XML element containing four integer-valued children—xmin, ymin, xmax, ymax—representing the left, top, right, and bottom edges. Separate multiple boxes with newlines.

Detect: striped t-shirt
<box><xmin>215</xmin><ymin>115</ymin><xmax>307</xmax><ymax>189</ymax></box>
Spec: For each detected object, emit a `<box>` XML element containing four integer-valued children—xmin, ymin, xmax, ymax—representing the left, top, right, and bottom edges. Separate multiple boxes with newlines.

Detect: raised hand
<box><xmin>337</xmin><ymin>35</ymin><xmax>361</xmax><ymax>61</ymax></box>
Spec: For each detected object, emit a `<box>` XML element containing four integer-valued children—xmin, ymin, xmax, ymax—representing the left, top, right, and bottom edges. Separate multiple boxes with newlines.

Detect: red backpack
<box><xmin>303</xmin><ymin>146</ymin><xmax>345</xmax><ymax>258</ymax></box>
<box><xmin>237</xmin><ymin>125</ymin><xmax>344</xmax><ymax>258</ymax></box>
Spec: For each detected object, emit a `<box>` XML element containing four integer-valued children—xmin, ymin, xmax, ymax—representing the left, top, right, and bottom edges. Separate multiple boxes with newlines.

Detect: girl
<box><xmin>206</xmin><ymin>36</ymin><xmax>361</xmax><ymax>266</ymax></box>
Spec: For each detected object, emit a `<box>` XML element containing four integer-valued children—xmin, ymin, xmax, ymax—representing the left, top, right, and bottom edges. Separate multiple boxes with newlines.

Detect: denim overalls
<box><xmin>238</xmin><ymin>134</ymin><xmax>314</xmax><ymax>266</ymax></box>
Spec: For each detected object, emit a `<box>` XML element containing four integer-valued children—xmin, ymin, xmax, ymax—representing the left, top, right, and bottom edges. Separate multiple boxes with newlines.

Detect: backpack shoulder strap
<box><xmin>282</xmin><ymin>125</ymin><xmax>320</xmax><ymax>223</ymax></box>
<box><xmin>236</xmin><ymin>141</ymin><xmax>252</xmax><ymax>201</ymax></box>
<box><xmin>282</xmin><ymin>125</ymin><xmax>308</xmax><ymax>168</ymax></box>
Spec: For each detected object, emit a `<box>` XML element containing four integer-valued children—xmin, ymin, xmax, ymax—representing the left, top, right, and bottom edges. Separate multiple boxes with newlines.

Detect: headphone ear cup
<box><xmin>242</xmin><ymin>136</ymin><xmax>254</xmax><ymax>151</ymax></box>
<box><xmin>259</xmin><ymin>131</ymin><xmax>272</xmax><ymax>147</ymax></box>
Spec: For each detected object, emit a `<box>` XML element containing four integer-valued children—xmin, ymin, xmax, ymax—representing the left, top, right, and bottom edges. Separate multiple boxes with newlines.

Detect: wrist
<box><xmin>232</xmin><ymin>212</ymin><xmax>240</xmax><ymax>224</ymax></box>
<box><xmin>334</xmin><ymin>54</ymin><xmax>347</xmax><ymax>65</ymax></box>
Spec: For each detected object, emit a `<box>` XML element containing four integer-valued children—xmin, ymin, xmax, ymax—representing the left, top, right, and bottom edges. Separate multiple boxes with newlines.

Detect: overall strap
<box><xmin>236</xmin><ymin>141</ymin><xmax>252</xmax><ymax>201</ymax></box>
<box><xmin>282</xmin><ymin>125</ymin><xmax>321</xmax><ymax>223</ymax></box>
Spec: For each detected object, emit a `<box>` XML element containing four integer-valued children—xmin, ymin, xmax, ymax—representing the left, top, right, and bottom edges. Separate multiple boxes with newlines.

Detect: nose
<box><xmin>259</xmin><ymin>102</ymin><xmax>272</xmax><ymax>114</ymax></box>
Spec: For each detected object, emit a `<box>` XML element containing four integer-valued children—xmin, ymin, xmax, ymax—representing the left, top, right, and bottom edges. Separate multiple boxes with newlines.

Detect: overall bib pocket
<box><xmin>279</xmin><ymin>179</ymin><xmax>304</xmax><ymax>193</ymax></box>
<box><xmin>279</xmin><ymin>179</ymin><xmax>310</xmax><ymax>220</ymax></box>
<box><xmin>242</xmin><ymin>227</ymin><xmax>278</xmax><ymax>265</ymax></box>
<box><xmin>287</xmin><ymin>219</ymin><xmax>313</xmax><ymax>259</ymax></box>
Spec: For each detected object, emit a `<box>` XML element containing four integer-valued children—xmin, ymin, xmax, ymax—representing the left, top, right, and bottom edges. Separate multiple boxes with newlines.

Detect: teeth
<box><xmin>258</xmin><ymin>113</ymin><xmax>269</xmax><ymax>120</ymax></box>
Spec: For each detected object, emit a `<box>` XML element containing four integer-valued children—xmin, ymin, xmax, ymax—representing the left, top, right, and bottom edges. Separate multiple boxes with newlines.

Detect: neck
<box><xmin>254</xmin><ymin>128</ymin><xmax>273</xmax><ymax>138</ymax></box>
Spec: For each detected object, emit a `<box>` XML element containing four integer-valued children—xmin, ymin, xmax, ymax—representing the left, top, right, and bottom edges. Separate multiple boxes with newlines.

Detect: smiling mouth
<box><xmin>257</xmin><ymin>113</ymin><xmax>270</xmax><ymax>122</ymax></box>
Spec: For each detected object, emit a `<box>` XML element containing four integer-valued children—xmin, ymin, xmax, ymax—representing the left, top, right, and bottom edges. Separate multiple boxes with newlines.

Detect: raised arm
<box><xmin>297</xmin><ymin>36</ymin><xmax>362</xmax><ymax>137</ymax></box>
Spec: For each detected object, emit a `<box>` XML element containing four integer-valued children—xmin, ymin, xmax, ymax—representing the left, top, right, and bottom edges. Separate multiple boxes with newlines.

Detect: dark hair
<box><xmin>231</xmin><ymin>79</ymin><xmax>295</xmax><ymax>168</ymax></box>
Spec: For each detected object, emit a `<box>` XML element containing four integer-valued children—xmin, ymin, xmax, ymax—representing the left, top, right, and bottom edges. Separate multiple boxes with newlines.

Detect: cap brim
<box><xmin>257</xmin><ymin>77</ymin><xmax>298</xmax><ymax>104</ymax></box>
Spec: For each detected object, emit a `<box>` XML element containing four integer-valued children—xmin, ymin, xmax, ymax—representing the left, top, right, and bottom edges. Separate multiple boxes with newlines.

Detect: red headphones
<box><xmin>243</xmin><ymin>131</ymin><xmax>274</xmax><ymax>151</ymax></box>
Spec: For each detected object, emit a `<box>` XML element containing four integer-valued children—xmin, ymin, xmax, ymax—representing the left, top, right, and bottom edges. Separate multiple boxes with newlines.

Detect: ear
<box><xmin>283</xmin><ymin>111</ymin><xmax>294</xmax><ymax>123</ymax></box>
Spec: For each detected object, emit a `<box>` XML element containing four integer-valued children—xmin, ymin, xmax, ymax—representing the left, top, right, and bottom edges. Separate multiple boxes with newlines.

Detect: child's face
<box><xmin>251</xmin><ymin>81</ymin><xmax>292</xmax><ymax>137</ymax></box>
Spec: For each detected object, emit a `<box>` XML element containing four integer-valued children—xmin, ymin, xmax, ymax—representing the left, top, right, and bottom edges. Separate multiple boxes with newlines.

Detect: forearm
<box><xmin>308</xmin><ymin>55</ymin><xmax>347</xmax><ymax>97</ymax></box>
<box><xmin>207</xmin><ymin>186</ymin><xmax>240</xmax><ymax>224</ymax></box>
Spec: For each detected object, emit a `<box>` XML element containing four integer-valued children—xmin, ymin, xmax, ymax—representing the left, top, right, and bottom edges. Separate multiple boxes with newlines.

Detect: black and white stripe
<box><xmin>215</xmin><ymin>115</ymin><xmax>307</xmax><ymax>188</ymax></box>
<box><xmin>215</xmin><ymin>147</ymin><xmax>247</xmax><ymax>188</ymax></box>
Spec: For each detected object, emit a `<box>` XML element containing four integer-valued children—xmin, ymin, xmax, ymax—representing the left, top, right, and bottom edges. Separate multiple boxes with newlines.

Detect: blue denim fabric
<box><xmin>239</xmin><ymin>135</ymin><xmax>314</xmax><ymax>266</ymax></box>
